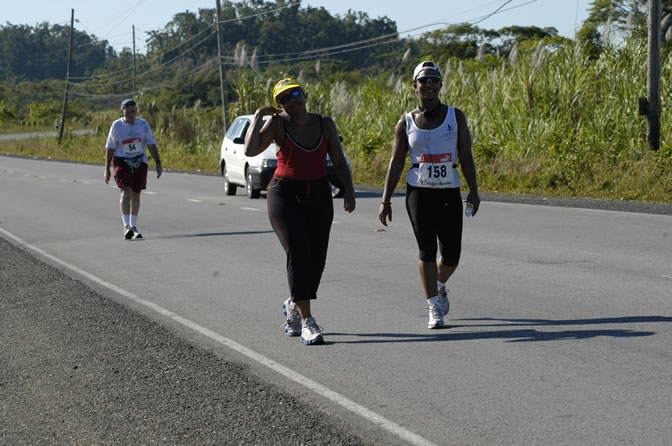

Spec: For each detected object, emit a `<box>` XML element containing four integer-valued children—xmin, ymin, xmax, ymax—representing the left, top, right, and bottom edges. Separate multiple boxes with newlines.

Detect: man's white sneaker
<box><xmin>301</xmin><ymin>317</ymin><xmax>324</xmax><ymax>345</ymax></box>
<box><xmin>428</xmin><ymin>304</ymin><xmax>444</xmax><ymax>329</ymax></box>
<box><xmin>282</xmin><ymin>298</ymin><xmax>301</xmax><ymax>337</ymax></box>
<box><xmin>131</xmin><ymin>226</ymin><xmax>142</xmax><ymax>239</ymax></box>
<box><xmin>438</xmin><ymin>285</ymin><xmax>450</xmax><ymax>315</ymax></box>
<box><xmin>123</xmin><ymin>225</ymin><xmax>133</xmax><ymax>240</ymax></box>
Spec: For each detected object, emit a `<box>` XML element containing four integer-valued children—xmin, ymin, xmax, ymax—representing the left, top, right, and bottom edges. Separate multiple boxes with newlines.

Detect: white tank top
<box><xmin>405</xmin><ymin>106</ymin><xmax>460</xmax><ymax>189</ymax></box>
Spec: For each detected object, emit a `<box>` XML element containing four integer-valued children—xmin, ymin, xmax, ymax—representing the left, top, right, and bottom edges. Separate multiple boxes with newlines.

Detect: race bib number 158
<box><xmin>416</xmin><ymin>153</ymin><xmax>453</xmax><ymax>187</ymax></box>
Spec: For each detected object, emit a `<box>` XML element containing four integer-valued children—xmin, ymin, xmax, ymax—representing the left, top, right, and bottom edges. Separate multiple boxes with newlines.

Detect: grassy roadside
<box><xmin>1</xmin><ymin>131</ymin><xmax>670</xmax><ymax>204</ymax></box>
<box><xmin>0</xmin><ymin>133</ymin><xmax>217</xmax><ymax>174</ymax></box>
<box><xmin>3</xmin><ymin>41</ymin><xmax>672</xmax><ymax>204</ymax></box>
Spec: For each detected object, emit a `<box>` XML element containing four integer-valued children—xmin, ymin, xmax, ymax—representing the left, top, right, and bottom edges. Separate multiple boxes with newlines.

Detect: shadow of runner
<box><xmin>326</xmin><ymin>315</ymin><xmax>667</xmax><ymax>344</ymax></box>
<box><xmin>326</xmin><ymin>329</ymin><xmax>654</xmax><ymax>344</ymax></box>
<box><xmin>455</xmin><ymin>316</ymin><xmax>672</xmax><ymax>326</ymax></box>
<box><xmin>144</xmin><ymin>230</ymin><xmax>274</xmax><ymax>240</ymax></box>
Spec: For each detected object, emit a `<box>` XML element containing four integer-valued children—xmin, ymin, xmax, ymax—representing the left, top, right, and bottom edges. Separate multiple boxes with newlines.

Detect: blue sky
<box><xmin>5</xmin><ymin>0</ymin><xmax>592</xmax><ymax>53</ymax></box>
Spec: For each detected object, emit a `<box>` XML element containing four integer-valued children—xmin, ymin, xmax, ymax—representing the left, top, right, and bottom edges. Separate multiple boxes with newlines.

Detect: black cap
<box><xmin>120</xmin><ymin>99</ymin><xmax>136</xmax><ymax>110</ymax></box>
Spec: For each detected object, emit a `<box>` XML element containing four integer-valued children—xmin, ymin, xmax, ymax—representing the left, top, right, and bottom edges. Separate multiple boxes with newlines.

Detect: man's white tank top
<box><xmin>405</xmin><ymin>106</ymin><xmax>461</xmax><ymax>189</ymax></box>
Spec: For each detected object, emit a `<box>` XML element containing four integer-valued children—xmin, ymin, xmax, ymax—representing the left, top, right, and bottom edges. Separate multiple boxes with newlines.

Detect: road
<box><xmin>1</xmin><ymin>155</ymin><xmax>671</xmax><ymax>445</ymax></box>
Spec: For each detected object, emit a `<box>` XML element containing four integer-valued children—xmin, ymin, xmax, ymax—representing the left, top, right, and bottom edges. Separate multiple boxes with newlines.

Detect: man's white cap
<box><xmin>413</xmin><ymin>61</ymin><xmax>442</xmax><ymax>81</ymax></box>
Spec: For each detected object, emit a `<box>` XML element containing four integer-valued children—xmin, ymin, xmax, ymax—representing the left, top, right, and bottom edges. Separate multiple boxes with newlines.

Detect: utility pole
<box><xmin>642</xmin><ymin>0</ymin><xmax>662</xmax><ymax>151</ymax></box>
<box><xmin>215</xmin><ymin>0</ymin><xmax>228</xmax><ymax>129</ymax></box>
<box><xmin>58</xmin><ymin>9</ymin><xmax>74</xmax><ymax>142</ymax></box>
<box><xmin>132</xmin><ymin>25</ymin><xmax>137</xmax><ymax>94</ymax></box>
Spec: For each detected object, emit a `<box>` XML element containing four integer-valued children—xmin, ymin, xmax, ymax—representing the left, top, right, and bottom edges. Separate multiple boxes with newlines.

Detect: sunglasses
<box><xmin>416</xmin><ymin>76</ymin><xmax>441</xmax><ymax>85</ymax></box>
<box><xmin>278</xmin><ymin>89</ymin><xmax>302</xmax><ymax>105</ymax></box>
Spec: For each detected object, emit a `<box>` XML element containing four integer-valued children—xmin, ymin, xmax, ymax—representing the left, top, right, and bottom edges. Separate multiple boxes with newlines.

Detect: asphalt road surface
<box><xmin>1</xmin><ymin>155</ymin><xmax>671</xmax><ymax>445</ymax></box>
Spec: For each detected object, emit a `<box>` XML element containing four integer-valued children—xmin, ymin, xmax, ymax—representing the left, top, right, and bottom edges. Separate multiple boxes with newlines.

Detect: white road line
<box><xmin>0</xmin><ymin>227</ymin><xmax>438</xmax><ymax>446</ymax></box>
<box><xmin>241</xmin><ymin>207</ymin><xmax>261</xmax><ymax>211</ymax></box>
<box><xmin>186</xmin><ymin>199</ymin><xmax>203</xmax><ymax>203</ymax></box>
<box><xmin>661</xmin><ymin>275</ymin><xmax>672</xmax><ymax>280</ymax></box>
<box><xmin>145</xmin><ymin>191</ymin><xmax>158</xmax><ymax>195</ymax></box>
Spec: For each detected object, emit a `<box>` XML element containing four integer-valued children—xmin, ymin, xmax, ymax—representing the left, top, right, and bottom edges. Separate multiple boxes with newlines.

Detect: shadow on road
<box><xmin>457</xmin><ymin>315</ymin><xmax>672</xmax><ymax>326</ymax></box>
<box><xmin>326</xmin><ymin>315</ymin><xmax>670</xmax><ymax>344</ymax></box>
<box><xmin>144</xmin><ymin>230</ymin><xmax>274</xmax><ymax>240</ymax></box>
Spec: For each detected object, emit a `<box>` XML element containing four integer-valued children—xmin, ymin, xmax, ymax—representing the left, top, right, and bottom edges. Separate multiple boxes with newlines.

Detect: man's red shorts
<box><xmin>113</xmin><ymin>158</ymin><xmax>148</xmax><ymax>192</ymax></box>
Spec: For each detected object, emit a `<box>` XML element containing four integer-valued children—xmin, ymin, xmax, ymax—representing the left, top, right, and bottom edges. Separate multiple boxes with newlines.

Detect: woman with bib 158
<box><xmin>378</xmin><ymin>61</ymin><xmax>480</xmax><ymax>329</ymax></box>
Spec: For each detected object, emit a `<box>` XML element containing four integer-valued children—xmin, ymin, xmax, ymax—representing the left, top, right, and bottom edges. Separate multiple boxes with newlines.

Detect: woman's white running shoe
<box><xmin>282</xmin><ymin>298</ymin><xmax>301</xmax><ymax>337</ymax></box>
<box><xmin>301</xmin><ymin>317</ymin><xmax>324</xmax><ymax>345</ymax></box>
<box><xmin>428</xmin><ymin>304</ymin><xmax>444</xmax><ymax>329</ymax></box>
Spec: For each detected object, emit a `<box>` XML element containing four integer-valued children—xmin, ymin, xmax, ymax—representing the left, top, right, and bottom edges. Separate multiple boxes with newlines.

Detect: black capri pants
<box><xmin>267</xmin><ymin>176</ymin><xmax>334</xmax><ymax>301</ymax></box>
<box><xmin>405</xmin><ymin>184</ymin><xmax>463</xmax><ymax>265</ymax></box>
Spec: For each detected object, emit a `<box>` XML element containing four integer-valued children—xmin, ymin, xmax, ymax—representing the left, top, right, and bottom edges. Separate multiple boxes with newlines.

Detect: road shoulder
<box><xmin>0</xmin><ymin>236</ymin><xmax>368</xmax><ymax>445</ymax></box>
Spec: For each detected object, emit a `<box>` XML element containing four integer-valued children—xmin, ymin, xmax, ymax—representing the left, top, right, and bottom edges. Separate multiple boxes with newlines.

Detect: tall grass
<box><xmin>320</xmin><ymin>38</ymin><xmax>671</xmax><ymax>202</ymax></box>
<box><xmin>452</xmin><ymin>39</ymin><xmax>671</xmax><ymax>201</ymax></box>
<box><xmin>2</xmin><ymin>39</ymin><xmax>671</xmax><ymax>203</ymax></box>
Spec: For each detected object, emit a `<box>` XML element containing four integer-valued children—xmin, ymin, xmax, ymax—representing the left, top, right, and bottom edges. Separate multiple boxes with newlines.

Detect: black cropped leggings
<box><xmin>405</xmin><ymin>184</ymin><xmax>463</xmax><ymax>265</ymax></box>
<box><xmin>267</xmin><ymin>176</ymin><xmax>334</xmax><ymax>301</ymax></box>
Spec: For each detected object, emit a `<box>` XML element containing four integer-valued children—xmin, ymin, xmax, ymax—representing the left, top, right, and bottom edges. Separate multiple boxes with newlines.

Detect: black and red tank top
<box><xmin>274</xmin><ymin>115</ymin><xmax>328</xmax><ymax>181</ymax></box>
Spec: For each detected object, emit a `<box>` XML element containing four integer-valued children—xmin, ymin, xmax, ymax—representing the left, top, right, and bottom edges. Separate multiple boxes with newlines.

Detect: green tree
<box><xmin>418</xmin><ymin>24</ymin><xmax>499</xmax><ymax>60</ymax></box>
<box><xmin>0</xmin><ymin>23</ymin><xmax>112</xmax><ymax>81</ymax></box>
<box><xmin>577</xmin><ymin>0</ymin><xmax>672</xmax><ymax>54</ymax></box>
<box><xmin>497</xmin><ymin>26</ymin><xmax>562</xmax><ymax>54</ymax></box>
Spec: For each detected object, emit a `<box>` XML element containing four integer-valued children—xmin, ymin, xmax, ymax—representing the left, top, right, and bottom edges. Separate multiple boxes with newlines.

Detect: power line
<box><xmin>216</xmin><ymin>0</ymin><xmax>301</xmax><ymax>24</ymax></box>
<box><xmin>67</xmin><ymin>57</ymin><xmax>220</xmax><ymax>101</ymax></box>
<box><xmin>64</xmin><ymin>0</ymin><xmax>533</xmax><ymax>102</ymax></box>
<box><xmin>471</xmin><ymin>0</ymin><xmax>537</xmax><ymax>25</ymax></box>
<box><xmin>69</xmin><ymin>29</ymin><xmax>217</xmax><ymax>88</ymax></box>
<box><xmin>82</xmin><ymin>0</ymin><xmax>146</xmax><ymax>46</ymax></box>
<box><xmin>227</xmin><ymin>0</ymin><xmax>529</xmax><ymax>64</ymax></box>
<box><xmin>68</xmin><ymin>0</ymin><xmax>302</xmax><ymax>82</ymax></box>
<box><xmin>69</xmin><ymin>24</ymin><xmax>216</xmax><ymax>81</ymax></box>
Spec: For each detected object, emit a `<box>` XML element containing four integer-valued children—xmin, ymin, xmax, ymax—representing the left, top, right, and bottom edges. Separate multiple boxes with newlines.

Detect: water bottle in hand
<box><xmin>465</xmin><ymin>201</ymin><xmax>473</xmax><ymax>218</ymax></box>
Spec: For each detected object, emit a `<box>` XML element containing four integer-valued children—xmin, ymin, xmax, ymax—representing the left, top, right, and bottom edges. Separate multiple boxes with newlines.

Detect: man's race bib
<box><xmin>416</xmin><ymin>153</ymin><xmax>454</xmax><ymax>187</ymax></box>
<box><xmin>122</xmin><ymin>137</ymin><xmax>144</xmax><ymax>157</ymax></box>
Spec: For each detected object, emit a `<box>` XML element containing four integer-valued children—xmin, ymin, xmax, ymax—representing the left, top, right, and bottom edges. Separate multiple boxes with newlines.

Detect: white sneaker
<box><xmin>130</xmin><ymin>226</ymin><xmax>142</xmax><ymax>239</ymax></box>
<box><xmin>301</xmin><ymin>317</ymin><xmax>324</xmax><ymax>345</ymax></box>
<box><xmin>123</xmin><ymin>225</ymin><xmax>133</xmax><ymax>240</ymax></box>
<box><xmin>438</xmin><ymin>286</ymin><xmax>450</xmax><ymax>315</ymax></box>
<box><xmin>282</xmin><ymin>298</ymin><xmax>301</xmax><ymax>337</ymax></box>
<box><xmin>428</xmin><ymin>304</ymin><xmax>444</xmax><ymax>329</ymax></box>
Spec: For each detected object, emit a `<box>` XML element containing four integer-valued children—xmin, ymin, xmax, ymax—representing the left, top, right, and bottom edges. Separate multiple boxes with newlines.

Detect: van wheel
<box><xmin>246</xmin><ymin>171</ymin><xmax>260</xmax><ymax>199</ymax></box>
<box><xmin>223</xmin><ymin>165</ymin><xmax>237</xmax><ymax>196</ymax></box>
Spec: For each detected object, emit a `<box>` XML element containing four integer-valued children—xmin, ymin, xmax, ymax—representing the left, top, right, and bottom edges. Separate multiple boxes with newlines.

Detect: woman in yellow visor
<box><xmin>245</xmin><ymin>77</ymin><xmax>355</xmax><ymax>345</ymax></box>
